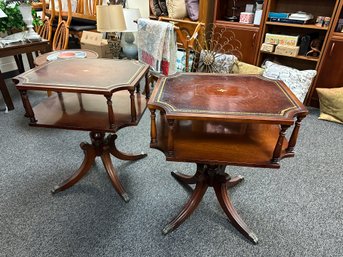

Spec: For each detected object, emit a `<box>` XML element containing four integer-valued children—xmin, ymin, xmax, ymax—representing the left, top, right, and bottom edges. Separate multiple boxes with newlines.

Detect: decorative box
<box><xmin>265</xmin><ymin>33</ymin><xmax>280</xmax><ymax>44</ymax></box>
<box><xmin>275</xmin><ymin>45</ymin><xmax>300</xmax><ymax>57</ymax></box>
<box><xmin>278</xmin><ymin>35</ymin><xmax>299</xmax><ymax>46</ymax></box>
<box><xmin>260</xmin><ymin>43</ymin><xmax>275</xmax><ymax>52</ymax></box>
<box><xmin>265</xmin><ymin>33</ymin><xmax>299</xmax><ymax>47</ymax></box>
<box><xmin>239</xmin><ymin>12</ymin><xmax>254</xmax><ymax>24</ymax></box>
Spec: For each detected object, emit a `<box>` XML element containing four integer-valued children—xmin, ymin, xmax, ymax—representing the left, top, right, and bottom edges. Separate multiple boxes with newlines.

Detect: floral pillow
<box><xmin>262</xmin><ymin>61</ymin><xmax>317</xmax><ymax>103</ymax></box>
<box><xmin>176</xmin><ymin>50</ymin><xmax>194</xmax><ymax>72</ymax></box>
<box><xmin>197</xmin><ymin>50</ymin><xmax>238</xmax><ymax>74</ymax></box>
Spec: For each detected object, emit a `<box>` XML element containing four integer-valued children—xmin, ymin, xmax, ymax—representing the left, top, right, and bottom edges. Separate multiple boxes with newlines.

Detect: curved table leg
<box><xmin>108</xmin><ymin>134</ymin><xmax>147</xmax><ymax>161</ymax></box>
<box><xmin>162</xmin><ymin>181</ymin><xmax>208</xmax><ymax>235</ymax></box>
<box><xmin>52</xmin><ymin>143</ymin><xmax>96</xmax><ymax>194</ymax></box>
<box><xmin>213</xmin><ymin>182</ymin><xmax>258</xmax><ymax>244</ymax></box>
<box><xmin>171</xmin><ymin>171</ymin><xmax>197</xmax><ymax>185</ymax></box>
<box><xmin>226</xmin><ymin>175</ymin><xmax>244</xmax><ymax>188</ymax></box>
<box><xmin>171</xmin><ymin>164</ymin><xmax>204</xmax><ymax>185</ymax></box>
<box><xmin>101</xmin><ymin>153</ymin><xmax>130</xmax><ymax>203</ymax></box>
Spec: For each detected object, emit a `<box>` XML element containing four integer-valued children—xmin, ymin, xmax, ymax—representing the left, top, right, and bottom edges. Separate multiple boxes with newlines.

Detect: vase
<box><xmin>18</xmin><ymin>4</ymin><xmax>40</xmax><ymax>40</ymax></box>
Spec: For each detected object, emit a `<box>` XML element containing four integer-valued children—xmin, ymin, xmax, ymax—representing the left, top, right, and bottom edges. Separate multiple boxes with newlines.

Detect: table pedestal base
<box><xmin>163</xmin><ymin>164</ymin><xmax>258</xmax><ymax>244</ymax></box>
<box><xmin>51</xmin><ymin>132</ymin><xmax>147</xmax><ymax>202</ymax></box>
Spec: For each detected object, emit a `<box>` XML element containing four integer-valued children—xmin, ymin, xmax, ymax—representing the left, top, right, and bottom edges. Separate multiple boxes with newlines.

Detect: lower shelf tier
<box><xmin>151</xmin><ymin>113</ymin><xmax>291</xmax><ymax>168</ymax></box>
<box><xmin>30</xmin><ymin>91</ymin><xmax>147</xmax><ymax>132</ymax></box>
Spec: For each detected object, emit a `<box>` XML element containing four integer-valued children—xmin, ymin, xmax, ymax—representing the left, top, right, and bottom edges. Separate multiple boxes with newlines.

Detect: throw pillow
<box><xmin>232</xmin><ymin>61</ymin><xmax>264</xmax><ymax>75</ymax></box>
<box><xmin>150</xmin><ymin>0</ymin><xmax>162</xmax><ymax>16</ymax></box>
<box><xmin>176</xmin><ymin>49</ymin><xmax>194</xmax><ymax>72</ymax></box>
<box><xmin>159</xmin><ymin>0</ymin><xmax>168</xmax><ymax>16</ymax></box>
<box><xmin>197</xmin><ymin>50</ymin><xmax>238</xmax><ymax>74</ymax></box>
<box><xmin>167</xmin><ymin>0</ymin><xmax>187</xmax><ymax>19</ymax></box>
<box><xmin>185</xmin><ymin>0</ymin><xmax>199</xmax><ymax>21</ymax></box>
<box><xmin>262</xmin><ymin>61</ymin><xmax>317</xmax><ymax>103</ymax></box>
<box><xmin>316</xmin><ymin>87</ymin><xmax>343</xmax><ymax>124</ymax></box>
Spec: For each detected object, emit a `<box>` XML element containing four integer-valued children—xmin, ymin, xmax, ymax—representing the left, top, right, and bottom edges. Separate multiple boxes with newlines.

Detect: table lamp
<box><xmin>96</xmin><ymin>5</ymin><xmax>127</xmax><ymax>58</ymax></box>
<box><xmin>122</xmin><ymin>8</ymin><xmax>141</xmax><ymax>59</ymax></box>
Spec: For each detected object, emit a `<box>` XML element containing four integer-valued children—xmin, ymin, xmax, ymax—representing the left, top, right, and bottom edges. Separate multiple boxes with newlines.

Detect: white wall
<box><xmin>126</xmin><ymin>0</ymin><xmax>149</xmax><ymax>18</ymax></box>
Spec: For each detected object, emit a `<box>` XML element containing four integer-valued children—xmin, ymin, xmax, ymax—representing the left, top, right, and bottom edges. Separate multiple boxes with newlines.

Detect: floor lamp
<box><xmin>122</xmin><ymin>8</ymin><xmax>141</xmax><ymax>59</ymax></box>
<box><xmin>96</xmin><ymin>5</ymin><xmax>127</xmax><ymax>59</ymax></box>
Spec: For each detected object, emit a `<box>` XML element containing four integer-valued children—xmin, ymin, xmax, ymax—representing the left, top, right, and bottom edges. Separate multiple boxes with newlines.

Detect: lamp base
<box><xmin>108</xmin><ymin>32</ymin><xmax>121</xmax><ymax>59</ymax></box>
<box><xmin>122</xmin><ymin>32</ymin><xmax>138</xmax><ymax>59</ymax></box>
<box><xmin>122</xmin><ymin>44</ymin><xmax>138</xmax><ymax>59</ymax></box>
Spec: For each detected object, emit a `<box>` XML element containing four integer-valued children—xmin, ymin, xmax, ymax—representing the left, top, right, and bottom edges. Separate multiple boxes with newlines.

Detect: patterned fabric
<box><xmin>176</xmin><ymin>50</ymin><xmax>194</xmax><ymax>72</ymax></box>
<box><xmin>262</xmin><ymin>61</ymin><xmax>317</xmax><ymax>103</ymax></box>
<box><xmin>137</xmin><ymin>18</ymin><xmax>177</xmax><ymax>76</ymax></box>
<box><xmin>197</xmin><ymin>50</ymin><xmax>238</xmax><ymax>74</ymax></box>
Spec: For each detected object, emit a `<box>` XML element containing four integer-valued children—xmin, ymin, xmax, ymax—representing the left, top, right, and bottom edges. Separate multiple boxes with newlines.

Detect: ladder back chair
<box><xmin>68</xmin><ymin>0</ymin><xmax>103</xmax><ymax>42</ymax></box>
<box><xmin>37</xmin><ymin>0</ymin><xmax>55</xmax><ymax>43</ymax></box>
<box><xmin>52</xmin><ymin>0</ymin><xmax>72</xmax><ymax>50</ymax></box>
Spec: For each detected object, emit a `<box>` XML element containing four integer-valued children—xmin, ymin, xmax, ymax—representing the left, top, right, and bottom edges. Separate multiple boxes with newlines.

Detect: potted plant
<box><xmin>0</xmin><ymin>0</ymin><xmax>42</xmax><ymax>36</ymax></box>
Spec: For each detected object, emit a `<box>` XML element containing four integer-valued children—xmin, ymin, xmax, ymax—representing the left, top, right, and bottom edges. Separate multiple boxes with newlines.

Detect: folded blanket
<box><xmin>137</xmin><ymin>18</ymin><xmax>177</xmax><ymax>76</ymax></box>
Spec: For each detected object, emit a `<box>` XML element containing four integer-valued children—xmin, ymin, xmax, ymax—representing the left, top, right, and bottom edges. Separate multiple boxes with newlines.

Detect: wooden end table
<box><xmin>0</xmin><ymin>39</ymin><xmax>50</xmax><ymax>111</ymax></box>
<box><xmin>148</xmin><ymin>73</ymin><xmax>308</xmax><ymax>243</ymax></box>
<box><xmin>13</xmin><ymin>59</ymin><xmax>150</xmax><ymax>202</ymax></box>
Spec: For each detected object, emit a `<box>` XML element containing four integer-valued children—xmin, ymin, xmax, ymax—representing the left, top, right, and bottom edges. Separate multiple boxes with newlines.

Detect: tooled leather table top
<box><xmin>149</xmin><ymin>73</ymin><xmax>307</xmax><ymax>124</ymax></box>
<box><xmin>14</xmin><ymin>59</ymin><xmax>149</xmax><ymax>93</ymax></box>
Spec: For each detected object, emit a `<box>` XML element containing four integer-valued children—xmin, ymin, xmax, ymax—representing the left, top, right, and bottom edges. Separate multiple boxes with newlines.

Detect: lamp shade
<box><xmin>123</xmin><ymin>8</ymin><xmax>141</xmax><ymax>32</ymax></box>
<box><xmin>96</xmin><ymin>5</ymin><xmax>127</xmax><ymax>32</ymax></box>
<box><xmin>0</xmin><ymin>8</ymin><xmax>7</xmax><ymax>18</ymax></box>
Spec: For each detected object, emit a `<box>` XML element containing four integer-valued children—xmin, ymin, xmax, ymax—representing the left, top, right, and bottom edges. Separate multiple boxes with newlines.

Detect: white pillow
<box><xmin>167</xmin><ymin>0</ymin><xmax>187</xmax><ymax>19</ymax></box>
<box><xmin>197</xmin><ymin>50</ymin><xmax>238</xmax><ymax>74</ymax></box>
<box><xmin>262</xmin><ymin>61</ymin><xmax>317</xmax><ymax>102</ymax></box>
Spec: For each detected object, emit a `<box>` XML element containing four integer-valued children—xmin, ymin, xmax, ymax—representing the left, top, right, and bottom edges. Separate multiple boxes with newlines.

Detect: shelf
<box><xmin>260</xmin><ymin>50</ymin><xmax>319</xmax><ymax>62</ymax></box>
<box><xmin>266</xmin><ymin>21</ymin><xmax>329</xmax><ymax>30</ymax></box>
<box><xmin>151</xmin><ymin>115</ymin><xmax>288</xmax><ymax>168</ymax></box>
<box><xmin>215</xmin><ymin>20</ymin><xmax>260</xmax><ymax>29</ymax></box>
<box><xmin>332</xmin><ymin>32</ymin><xmax>343</xmax><ymax>40</ymax></box>
<box><xmin>31</xmin><ymin>92</ymin><xmax>147</xmax><ymax>133</ymax></box>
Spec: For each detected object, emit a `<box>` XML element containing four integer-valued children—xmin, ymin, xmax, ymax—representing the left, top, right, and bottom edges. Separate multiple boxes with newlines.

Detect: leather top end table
<box><xmin>148</xmin><ymin>73</ymin><xmax>308</xmax><ymax>244</ymax></box>
<box><xmin>13</xmin><ymin>58</ymin><xmax>150</xmax><ymax>202</ymax></box>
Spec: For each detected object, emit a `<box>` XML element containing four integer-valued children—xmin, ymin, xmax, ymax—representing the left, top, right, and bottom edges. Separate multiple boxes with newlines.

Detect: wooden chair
<box><xmin>158</xmin><ymin>17</ymin><xmax>204</xmax><ymax>72</ymax></box>
<box><xmin>138</xmin><ymin>18</ymin><xmax>203</xmax><ymax>88</ymax></box>
<box><xmin>51</xmin><ymin>0</ymin><xmax>72</xmax><ymax>50</ymax></box>
<box><xmin>36</xmin><ymin>0</ymin><xmax>55</xmax><ymax>43</ymax></box>
<box><xmin>68</xmin><ymin>0</ymin><xmax>103</xmax><ymax>44</ymax></box>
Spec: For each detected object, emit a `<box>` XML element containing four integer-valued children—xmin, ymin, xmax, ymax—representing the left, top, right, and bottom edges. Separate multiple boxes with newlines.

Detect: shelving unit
<box><xmin>265</xmin><ymin>21</ymin><xmax>329</xmax><ymax>30</ymax></box>
<box><xmin>149</xmin><ymin>0</ymin><xmax>214</xmax><ymax>37</ymax></box>
<box><xmin>260</xmin><ymin>50</ymin><xmax>319</xmax><ymax>62</ymax></box>
<box><xmin>213</xmin><ymin>0</ymin><xmax>267</xmax><ymax>64</ymax></box>
<box><xmin>257</xmin><ymin>0</ymin><xmax>339</xmax><ymax>73</ymax></box>
<box><xmin>308</xmin><ymin>0</ymin><xmax>343</xmax><ymax>107</ymax></box>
